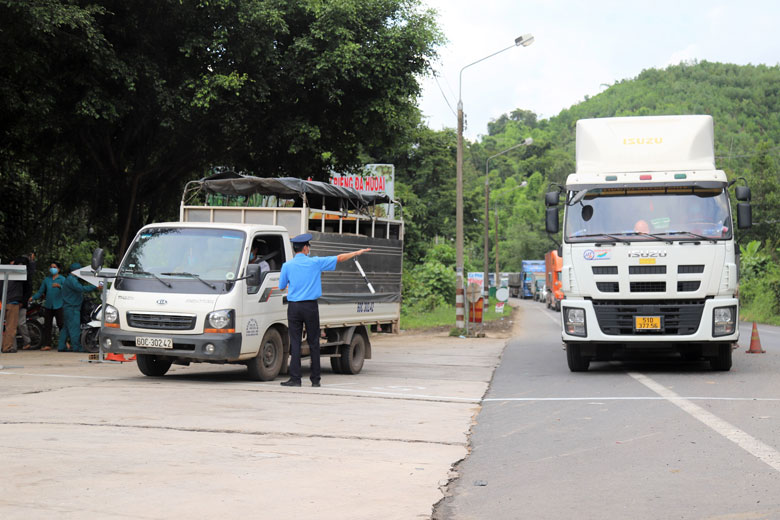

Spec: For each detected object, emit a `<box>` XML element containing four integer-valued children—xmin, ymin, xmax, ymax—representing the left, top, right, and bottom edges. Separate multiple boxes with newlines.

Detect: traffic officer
<box><xmin>278</xmin><ymin>233</ymin><xmax>370</xmax><ymax>387</ymax></box>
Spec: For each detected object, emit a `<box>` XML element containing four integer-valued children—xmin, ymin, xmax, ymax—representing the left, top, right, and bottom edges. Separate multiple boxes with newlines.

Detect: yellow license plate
<box><xmin>635</xmin><ymin>316</ymin><xmax>661</xmax><ymax>330</ymax></box>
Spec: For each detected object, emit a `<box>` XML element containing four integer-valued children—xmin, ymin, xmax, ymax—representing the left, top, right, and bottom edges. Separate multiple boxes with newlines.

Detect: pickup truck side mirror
<box><xmin>737</xmin><ymin>203</ymin><xmax>752</xmax><ymax>229</ymax></box>
<box><xmin>546</xmin><ymin>207</ymin><xmax>559</xmax><ymax>234</ymax></box>
<box><xmin>91</xmin><ymin>248</ymin><xmax>105</xmax><ymax>272</ymax></box>
<box><xmin>245</xmin><ymin>263</ymin><xmax>261</xmax><ymax>287</ymax></box>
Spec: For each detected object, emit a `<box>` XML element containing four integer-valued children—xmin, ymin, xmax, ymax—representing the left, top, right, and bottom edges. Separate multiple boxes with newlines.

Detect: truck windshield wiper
<box><xmin>626</xmin><ymin>232</ymin><xmax>672</xmax><ymax>243</ymax></box>
<box><xmin>123</xmin><ymin>270</ymin><xmax>172</xmax><ymax>288</ymax></box>
<box><xmin>568</xmin><ymin>233</ymin><xmax>629</xmax><ymax>243</ymax></box>
<box><xmin>161</xmin><ymin>272</ymin><xmax>217</xmax><ymax>290</ymax></box>
<box><xmin>661</xmin><ymin>231</ymin><xmax>715</xmax><ymax>241</ymax></box>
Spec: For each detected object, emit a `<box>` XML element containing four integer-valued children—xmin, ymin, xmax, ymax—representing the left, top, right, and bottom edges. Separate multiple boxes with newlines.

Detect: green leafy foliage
<box><xmin>738</xmin><ymin>240</ymin><xmax>780</xmax><ymax>324</ymax></box>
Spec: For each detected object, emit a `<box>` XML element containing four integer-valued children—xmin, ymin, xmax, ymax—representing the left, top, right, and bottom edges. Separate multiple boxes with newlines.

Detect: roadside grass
<box><xmin>740</xmin><ymin>301</ymin><xmax>780</xmax><ymax>326</ymax></box>
<box><xmin>400</xmin><ymin>296</ymin><xmax>512</xmax><ymax>330</ymax></box>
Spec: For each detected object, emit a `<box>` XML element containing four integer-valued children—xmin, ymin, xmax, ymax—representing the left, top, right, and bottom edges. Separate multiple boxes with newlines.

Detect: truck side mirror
<box><xmin>91</xmin><ymin>248</ymin><xmax>105</xmax><ymax>272</ymax></box>
<box><xmin>735</xmin><ymin>186</ymin><xmax>751</xmax><ymax>201</ymax></box>
<box><xmin>737</xmin><ymin>203</ymin><xmax>752</xmax><ymax>229</ymax></box>
<box><xmin>545</xmin><ymin>191</ymin><xmax>560</xmax><ymax>207</ymax></box>
<box><xmin>245</xmin><ymin>263</ymin><xmax>261</xmax><ymax>287</ymax></box>
<box><xmin>546</xmin><ymin>207</ymin><xmax>559</xmax><ymax>234</ymax></box>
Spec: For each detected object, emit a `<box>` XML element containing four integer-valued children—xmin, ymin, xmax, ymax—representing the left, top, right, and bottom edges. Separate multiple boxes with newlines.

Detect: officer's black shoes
<box><xmin>311</xmin><ymin>381</ymin><xmax>321</xmax><ymax>388</ymax></box>
<box><xmin>280</xmin><ymin>379</ymin><xmax>301</xmax><ymax>387</ymax></box>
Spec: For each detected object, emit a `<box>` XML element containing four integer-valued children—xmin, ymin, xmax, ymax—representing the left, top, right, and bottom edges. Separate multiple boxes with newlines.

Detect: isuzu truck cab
<box><xmin>544</xmin><ymin>115</ymin><xmax>752</xmax><ymax>372</ymax></box>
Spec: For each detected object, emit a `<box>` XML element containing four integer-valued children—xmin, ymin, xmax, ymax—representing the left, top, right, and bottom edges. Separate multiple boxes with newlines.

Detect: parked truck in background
<box><xmin>96</xmin><ymin>174</ymin><xmax>403</xmax><ymax>380</ymax></box>
<box><xmin>544</xmin><ymin>115</ymin><xmax>752</xmax><ymax>372</ymax></box>
<box><xmin>520</xmin><ymin>260</ymin><xmax>545</xmax><ymax>299</ymax></box>
<box><xmin>508</xmin><ymin>272</ymin><xmax>522</xmax><ymax>298</ymax></box>
<box><xmin>545</xmin><ymin>250</ymin><xmax>563</xmax><ymax>311</ymax></box>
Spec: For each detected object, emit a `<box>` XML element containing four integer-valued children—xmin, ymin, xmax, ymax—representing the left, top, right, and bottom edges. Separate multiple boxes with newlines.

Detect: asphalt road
<box><xmin>435</xmin><ymin>299</ymin><xmax>780</xmax><ymax>520</ymax></box>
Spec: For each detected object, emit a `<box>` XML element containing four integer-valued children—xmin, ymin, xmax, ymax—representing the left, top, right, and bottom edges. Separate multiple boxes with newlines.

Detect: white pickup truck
<box><xmin>97</xmin><ymin>175</ymin><xmax>403</xmax><ymax>380</ymax></box>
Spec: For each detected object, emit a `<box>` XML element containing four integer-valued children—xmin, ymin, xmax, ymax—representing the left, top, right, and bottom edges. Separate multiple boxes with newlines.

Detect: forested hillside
<box><xmin>390</xmin><ymin>61</ymin><xmax>780</xmax><ymax>271</ymax></box>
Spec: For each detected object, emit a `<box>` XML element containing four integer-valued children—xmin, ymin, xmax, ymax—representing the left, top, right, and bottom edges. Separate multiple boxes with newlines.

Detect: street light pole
<box><xmin>455</xmin><ymin>33</ymin><xmax>534</xmax><ymax>329</ymax></box>
<box><xmin>483</xmin><ymin>138</ymin><xmax>533</xmax><ymax>300</ymax></box>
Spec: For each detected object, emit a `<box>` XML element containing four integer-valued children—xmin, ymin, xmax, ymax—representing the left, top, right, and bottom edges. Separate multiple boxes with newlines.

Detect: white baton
<box><xmin>353</xmin><ymin>258</ymin><xmax>376</xmax><ymax>294</ymax></box>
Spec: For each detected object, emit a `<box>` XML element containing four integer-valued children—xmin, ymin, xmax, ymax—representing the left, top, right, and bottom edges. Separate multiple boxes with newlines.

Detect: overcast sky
<box><xmin>418</xmin><ymin>0</ymin><xmax>780</xmax><ymax>140</ymax></box>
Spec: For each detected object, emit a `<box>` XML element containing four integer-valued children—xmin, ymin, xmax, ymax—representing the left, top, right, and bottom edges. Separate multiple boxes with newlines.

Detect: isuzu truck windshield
<box><xmin>565</xmin><ymin>187</ymin><xmax>732</xmax><ymax>242</ymax></box>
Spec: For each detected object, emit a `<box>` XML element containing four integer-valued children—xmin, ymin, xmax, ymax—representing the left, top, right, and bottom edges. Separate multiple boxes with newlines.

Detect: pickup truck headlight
<box><xmin>564</xmin><ymin>307</ymin><xmax>587</xmax><ymax>337</ymax></box>
<box><xmin>205</xmin><ymin>309</ymin><xmax>235</xmax><ymax>333</ymax></box>
<box><xmin>104</xmin><ymin>304</ymin><xmax>120</xmax><ymax>328</ymax></box>
<box><xmin>713</xmin><ymin>306</ymin><xmax>736</xmax><ymax>337</ymax></box>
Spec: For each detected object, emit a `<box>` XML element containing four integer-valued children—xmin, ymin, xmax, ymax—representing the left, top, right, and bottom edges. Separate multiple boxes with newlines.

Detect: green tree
<box><xmin>0</xmin><ymin>0</ymin><xmax>442</xmax><ymax>255</ymax></box>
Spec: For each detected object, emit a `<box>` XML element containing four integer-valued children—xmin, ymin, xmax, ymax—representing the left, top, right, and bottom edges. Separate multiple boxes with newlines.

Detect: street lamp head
<box><xmin>523</xmin><ymin>137</ymin><xmax>534</xmax><ymax>145</ymax></box>
<box><xmin>515</xmin><ymin>34</ymin><xmax>535</xmax><ymax>47</ymax></box>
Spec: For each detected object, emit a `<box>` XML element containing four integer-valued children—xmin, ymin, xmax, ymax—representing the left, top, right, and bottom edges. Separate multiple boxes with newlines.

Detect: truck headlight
<box><xmin>713</xmin><ymin>306</ymin><xmax>736</xmax><ymax>337</ymax></box>
<box><xmin>564</xmin><ymin>307</ymin><xmax>587</xmax><ymax>337</ymax></box>
<box><xmin>205</xmin><ymin>309</ymin><xmax>235</xmax><ymax>333</ymax></box>
<box><xmin>104</xmin><ymin>304</ymin><xmax>120</xmax><ymax>328</ymax></box>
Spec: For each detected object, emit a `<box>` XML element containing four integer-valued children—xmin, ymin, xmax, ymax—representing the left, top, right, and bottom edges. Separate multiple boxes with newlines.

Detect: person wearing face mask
<box><xmin>278</xmin><ymin>234</ymin><xmax>370</xmax><ymax>388</ymax></box>
<box><xmin>58</xmin><ymin>262</ymin><xmax>97</xmax><ymax>352</ymax></box>
<box><xmin>30</xmin><ymin>261</ymin><xmax>65</xmax><ymax>351</ymax></box>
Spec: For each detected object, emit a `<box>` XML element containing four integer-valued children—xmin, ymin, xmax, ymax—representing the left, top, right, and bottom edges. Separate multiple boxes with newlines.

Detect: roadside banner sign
<box><xmin>495</xmin><ymin>302</ymin><xmax>505</xmax><ymax>314</ymax></box>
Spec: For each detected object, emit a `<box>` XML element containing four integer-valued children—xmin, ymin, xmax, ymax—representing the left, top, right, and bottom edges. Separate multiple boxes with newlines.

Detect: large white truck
<box><xmin>95</xmin><ymin>174</ymin><xmax>403</xmax><ymax>380</ymax></box>
<box><xmin>544</xmin><ymin>115</ymin><xmax>752</xmax><ymax>372</ymax></box>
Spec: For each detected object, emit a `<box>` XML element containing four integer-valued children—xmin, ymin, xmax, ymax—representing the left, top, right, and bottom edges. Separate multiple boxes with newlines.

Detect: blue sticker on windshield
<box><xmin>222</xmin><ymin>234</ymin><xmax>243</xmax><ymax>240</ymax></box>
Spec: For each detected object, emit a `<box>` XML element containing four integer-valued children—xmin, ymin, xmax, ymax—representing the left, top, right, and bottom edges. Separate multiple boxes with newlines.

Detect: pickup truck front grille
<box><xmin>126</xmin><ymin>313</ymin><xmax>196</xmax><ymax>330</ymax></box>
<box><xmin>593</xmin><ymin>299</ymin><xmax>704</xmax><ymax>335</ymax></box>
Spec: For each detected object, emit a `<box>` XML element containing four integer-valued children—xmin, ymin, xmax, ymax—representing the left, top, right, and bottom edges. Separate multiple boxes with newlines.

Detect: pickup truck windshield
<box><xmin>119</xmin><ymin>228</ymin><xmax>246</xmax><ymax>282</ymax></box>
<box><xmin>565</xmin><ymin>187</ymin><xmax>733</xmax><ymax>242</ymax></box>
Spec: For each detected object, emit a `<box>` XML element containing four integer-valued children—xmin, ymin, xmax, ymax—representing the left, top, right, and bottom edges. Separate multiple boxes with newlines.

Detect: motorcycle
<box><xmin>4</xmin><ymin>301</ymin><xmax>45</xmax><ymax>350</ymax></box>
<box><xmin>80</xmin><ymin>300</ymin><xmax>102</xmax><ymax>353</ymax></box>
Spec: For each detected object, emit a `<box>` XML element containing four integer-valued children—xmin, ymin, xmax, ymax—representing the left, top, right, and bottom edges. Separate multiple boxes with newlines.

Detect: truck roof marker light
<box><xmin>640</xmin><ymin>174</ymin><xmax>652</xmax><ymax>180</ymax></box>
<box><xmin>605</xmin><ymin>175</ymin><xmax>618</xmax><ymax>181</ymax></box>
<box><xmin>674</xmin><ymin>173</ymin><xmax>687</xmax><ymax>179</ymax></box>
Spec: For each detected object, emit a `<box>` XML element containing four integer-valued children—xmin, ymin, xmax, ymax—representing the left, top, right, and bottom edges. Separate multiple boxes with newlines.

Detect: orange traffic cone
<box><xmin>105</xmin><ymin>352</ymin><xmax>131</xmax><ymax>362</ymax></box>
<box><xmin>746</xmin><ymin>322</ymin><xmax>765</xmax><ymax>353</ymax></box>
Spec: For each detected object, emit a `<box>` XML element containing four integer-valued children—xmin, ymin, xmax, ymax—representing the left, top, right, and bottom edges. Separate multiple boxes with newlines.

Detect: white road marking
<box><xmin>482</xmin><ymin>396</ymin><xmax>780</xmax><ymax>402</ymax></box>
<box><xmin>629</xmin><ymin>372</ymin><xmax>780</xmax><ymax>473</ymax></box>
<box><xmin>0</xmin><ymin>371</ymin><xmax>116</xmax><ymax>380</ymax></box>
<box><xmin>537</xmin><ymin>306</ymin><xmax>561</xmax><ymax>325</ymax></box>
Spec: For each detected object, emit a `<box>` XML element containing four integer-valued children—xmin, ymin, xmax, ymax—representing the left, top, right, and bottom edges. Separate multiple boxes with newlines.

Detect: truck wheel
<box><xmin>709</xmin><ymin>344</ymin><xmax>732</xmax><ymax>371</ymax></box>
<box><xmin>566</xmin><ymin>344</ymin><xmax>590</xmax><ymax>372</ymax></box>
<box><xmin>339</xmin><ymin>333</ymin><xmax>366</xmax><ymax>375</ymax></box>
<box><xmin>330</xmin><ymin>356</ymin><xmax>343</xmax><ymax>374</ymax></box>
<box><xmin>247</xmin><ymin>328</ymin><xmax>283</xmax><ymax>381</ymax></box>
<box><xmin>137</xmin><ymin>354</ymin><xmax>172</xmax><ymax>377</ymax></box>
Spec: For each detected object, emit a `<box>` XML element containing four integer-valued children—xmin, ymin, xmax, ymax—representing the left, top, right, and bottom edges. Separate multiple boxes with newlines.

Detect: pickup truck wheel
<box><xmin>339</xmin><ymin>333</ymin><xmax>366</xmax><ymax>375</ymax></box>
<box><xmin>136</xmin><ymin>354</ymin><xmax>172</xmax><ymax>377</ymax></box>
<box><xmin>566</xmin><ymin>344</ymin><xmax>590</xmax><ymax>372</ymax></box>
<box><xmin>709</xmin><ymin>344</ymin><xmax>732</xmax><ymax>371</ymax></box>
<box><xmin>330</xmin><ymin>356</ymin><xmax>343</xmax><ymax>374</ymax></box>
<box><xmin>247</xmin><ymin>328</ymin><xmax>283</xmax><ymax>381</ymax></box>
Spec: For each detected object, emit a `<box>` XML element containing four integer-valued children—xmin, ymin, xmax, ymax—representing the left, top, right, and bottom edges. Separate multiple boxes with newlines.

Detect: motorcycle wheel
<box><xmin>26</xmin><ymin>320</ymin><xmax>44</xmax><ymax>349</ymax></box>
<box><xmin>80</xmin><ymin>328</ymin><xmax>100</xmax><ymax>353</ymax></box>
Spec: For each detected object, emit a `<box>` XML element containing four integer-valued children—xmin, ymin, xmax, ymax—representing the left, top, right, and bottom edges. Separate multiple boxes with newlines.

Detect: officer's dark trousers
<box><xmin>287</xmin><ymin>299</ymin><xmax>320</xmax><ymax>384</ymax></box>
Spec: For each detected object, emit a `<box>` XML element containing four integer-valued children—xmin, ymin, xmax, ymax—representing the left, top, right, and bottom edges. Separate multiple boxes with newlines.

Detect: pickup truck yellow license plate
<box><xmin>634</xmin><ymin>316</ymin><xmax>661</xmax><ymax>331</ymax></box>
<box><xmin>135</xmin><ymin>337</ymin><xmax>173</xmax><ymax>349</ymax></box>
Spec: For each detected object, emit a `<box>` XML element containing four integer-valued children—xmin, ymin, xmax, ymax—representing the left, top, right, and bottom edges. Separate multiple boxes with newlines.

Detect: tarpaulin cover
<box><xmin>198</xmin><ymin>173</ymin><xmax>391</xmax><ymax>210</ymax></box>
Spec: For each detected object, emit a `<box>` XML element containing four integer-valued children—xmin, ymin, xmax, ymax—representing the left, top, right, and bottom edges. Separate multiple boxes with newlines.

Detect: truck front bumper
<box><xmin>560</xmin><ymin>298</ymin><xmax>740</xmax><ymax>343</ymax></box>
<box><xmin>100</xmin><ymin>328</ymin><xmax>243</xmax><ymax>361</ymax></box>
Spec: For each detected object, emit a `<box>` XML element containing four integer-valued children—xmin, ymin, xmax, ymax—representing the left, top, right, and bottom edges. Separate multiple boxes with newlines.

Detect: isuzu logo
<box><xmin>156</xmin><ymin>299</ymin><xmax>168</xmax><ymax>305</ymax></box>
